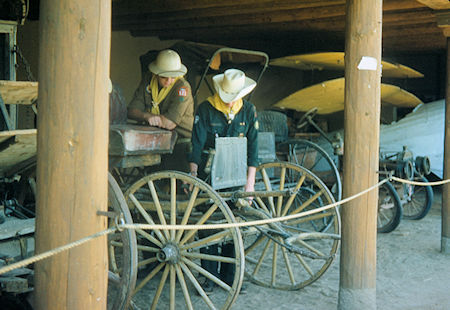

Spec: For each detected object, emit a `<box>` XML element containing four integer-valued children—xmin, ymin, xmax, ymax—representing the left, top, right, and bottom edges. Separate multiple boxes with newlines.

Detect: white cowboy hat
<box><xmin>213</xmin><ymin>69</ymin><xmax>257</xmax><ymax>103</ymax></box>
<box><xmin>148</xmin><ymin>49</ymin><xmax>187</xmax><ymax>78</ymax></box>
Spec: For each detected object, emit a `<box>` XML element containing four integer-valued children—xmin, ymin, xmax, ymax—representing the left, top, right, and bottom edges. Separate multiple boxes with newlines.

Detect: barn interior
<box><xmin>0</xmin><ymin>1</ymin><xmax>449</xmax><ymax>309</ymax></box>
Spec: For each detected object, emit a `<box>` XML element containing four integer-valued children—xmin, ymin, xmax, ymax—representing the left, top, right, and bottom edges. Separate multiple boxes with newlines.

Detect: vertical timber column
<box><xmin>34</xmin><ymin>1</ymin><xmax>111</xmax><ymax>310</ymax></box>
<box><xmin>338</xmin><ymin>1</ymin><xmax>382</xmax><ymax>309</ymax></box>
<box><xmin>443</xmin><ymin>35</ymin><xmax>450</xmax><ymax>253</ymax></box>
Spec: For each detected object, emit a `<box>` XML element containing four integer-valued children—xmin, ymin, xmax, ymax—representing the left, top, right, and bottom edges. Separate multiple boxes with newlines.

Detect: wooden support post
<box><xmin>442</xmin><ymin>35</ymin><xmax>450</xmax><ymax>253</ymax></box>
<box><xmin>34</xmin><ymin>1</ymin><xmax>111</xmax><ymax>309</ymax></box>
<box><xmin>338</xmin><ymin>1</ymin><xmax>382</xmax><ymax>309</ymax></box>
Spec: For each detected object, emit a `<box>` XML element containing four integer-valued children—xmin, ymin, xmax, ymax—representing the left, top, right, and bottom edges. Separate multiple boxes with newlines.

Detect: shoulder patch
<box><xmin>178</xmin><ymin>86</ymin><xmax>188</xmax><ymax>97</ymax></box>
<box><xmin>194</xmin><ymin>115</ymin><xmax>200</xmax><ymax>124</ymax></box>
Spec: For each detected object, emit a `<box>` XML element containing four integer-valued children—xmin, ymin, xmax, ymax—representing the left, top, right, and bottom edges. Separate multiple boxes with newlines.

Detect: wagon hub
<box><xmin>157</xmin><ymin>243</ymin><xmax>180</xmax><ymax>264</ymax></box>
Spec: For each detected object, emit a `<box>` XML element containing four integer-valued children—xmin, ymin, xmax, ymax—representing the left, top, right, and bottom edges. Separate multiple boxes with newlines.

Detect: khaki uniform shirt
<box><xmin>128</xmin><ymin>72</ymin><xmax>194</xmax><ymax>138</ymax></box>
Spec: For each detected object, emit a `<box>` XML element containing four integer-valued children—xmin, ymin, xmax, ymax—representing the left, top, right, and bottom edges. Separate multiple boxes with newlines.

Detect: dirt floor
<box><xmin>230</xmin><ymin>188</ymin><xmax>450</xmax><ymax>310</ymax></box>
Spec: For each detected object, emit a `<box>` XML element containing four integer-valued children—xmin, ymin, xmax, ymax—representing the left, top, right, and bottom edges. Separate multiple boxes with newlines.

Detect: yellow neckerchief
<box><xmin>207</xmin><ymin>93</ymin><xmax>243</xmax><ymax>121</ymax></box>
<box><xmin>148</xmin><ymin>75</ymin><xmax>180</xmax><ymax>114</ymax></box>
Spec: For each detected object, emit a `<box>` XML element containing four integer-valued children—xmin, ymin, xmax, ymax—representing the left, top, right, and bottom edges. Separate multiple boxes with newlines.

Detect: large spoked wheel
<box><xmin>242</xmin><ymin>161</ymin><xmax>341</xmax><ymax>290</ymax></box>
<box><xmin>278</xmin><ymin>139</ymin><xmax>342</xmax><ymax>202</ymax></box>
<box><xmin>401</xmin><ymin>174</ymin><xmax>433</xmax><ymax>220</ymax></box>
<box><xmin>121</xmin><ymin>171</ymin><xmax>244</xmax><ymax>310</ymax></box>
<box><xmin>377</xmin><ymin>181</ymin><xmax>403</xmax><ymax>233</ymax></box>
<box><xmin>107</xmin><ymin>172</ymin><xmax>138</xmax><ymax>310</ymax></box>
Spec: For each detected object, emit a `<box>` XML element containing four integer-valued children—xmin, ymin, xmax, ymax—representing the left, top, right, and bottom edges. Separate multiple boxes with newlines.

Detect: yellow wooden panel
<box><xmin>0</xmin><ymin>129</ymin><xmax>37</xmax><ymax>176</ymax></box>
<box><xmin>273</xmin><ymin>78</ymin><xmax>423</xmax><ymax>114</ymax></box>
<box><xmin>269</xmin><ymin>52</ymin><xmax>424</xmax><ymax>78</ymax></box>
<box><xmin>0</xmin><ymin>80</ymin><xmax>38</xmax><ymax>105</ymax></box>
<box><xmin>417</xmin><ymin>0</ymin><xmax>450</xmax><ymax>10</ymax></box>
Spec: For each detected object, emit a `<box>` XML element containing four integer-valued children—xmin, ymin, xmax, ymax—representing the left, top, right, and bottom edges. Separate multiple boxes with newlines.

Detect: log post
<box><xmin>34</xmin><ymin>1</ymin><xmax>111</xmax><ymax>309</ymax></box>
<box><xmin>338</xmin><ymin>1</ymin><xmax>382</xmax><ymax>309</ymax></box>
<box><xmin>438</xmin><ymin>12</ymin><xmax>450</xmax><ymax>252</ymax></box>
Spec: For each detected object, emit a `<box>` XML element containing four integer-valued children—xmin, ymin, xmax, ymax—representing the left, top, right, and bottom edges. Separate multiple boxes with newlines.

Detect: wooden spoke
<box><xmin>148</xmin><ymin>180</ymin><xmax>170</xmax><ymax>240</ymax></box>
<box><xmin>133</xmin><ymin>262</ymin><xmax>165</xmax><ymax>296</ymax></box>
<box><xmin>137</xmin><ymin>256</ymin><xmax>158</xmax><ymax>269</ymax></box>
<box><xmin>285</xmin><ymin>188</ymin><xmax>324</xmax><ymax>217</ymax></box>
<box><xmin>175</xmin><ymin>265</ymin><xmax>193</xmax><ymax>310</ymax></box>
<box><xmin>261</xmin><ymin>167</ymin><xmax>276</xmax><ymax>215</ymax></box>
<box><xmin>179</xmin><ymin>261</ymin><xmax>217</xmax><ymax>310</ymax></box>
<box><xmin>170</xmin><ymin>177</ymin><xmax>177</xmax><ymax>241</ymax></box>
<box><xmin>255</xmin><ymin>196</ymin><xmax>271</xmax><ymax>214</ymax></box>
<box><xmin>136</xmin><ymin>244</ymin><xmax>160</xmax><ymax>254</ymax></box>
<box><xmin>295</xmin><ymin>253</ymin><xmax>314</xmax><ymax>276</ymax></box>
<box><xmin>295</xmin><ymin>239</ymin><xmax>326</xmax><ymax>257</ymax></box>
<box><xmin>150</xmin><ymin>264</ymin><xmax>170</xmax><ymax>310</ymax></box>
<box><xmin>179</xmin><ymin>204</ymin><xmax>218</xmax><ymax>246</ymax></box>
<box><xmin>129</xmin><ymin>193</ymin><xmax>166</xmax><ymax>243</ymax></box>
<box><xmin>252</xmin><ymin>239</ymin><xmax>272</xmax><ymax>277</ymax></box>
<box><xmin>272</xmin><ymin>240</ymin><xmax>278</xmax><ymax>286</ymax></box>
<box><xmin>280</xmin><ymin>174</ymin><xmax>306</xmax><ymax>217</ymax></box>
<box><xmin>276</xmin><ymin>166</ymin><xmax>286</xmax><ymax>216</ymax></box>
<box><xmin>181</xmin><ymin>251</ymin><xmax>236</xmax><ymax>264</ymax></box>
<box><xmin>175</xmin><ymin>186</ymin><xmax>199</xmax><ymax>242</ymax></box>
<box><xmin>244</xmin><ymin>235</ymin><xmax>266</xmax><ymax>255</ymax></box>
<box><xmin>279</xmin><ymin>237</ymin><xmax>296</xmax><ymax>285</ymax></box>
<box><xmin>182</xmin><ymin>257</ymin><xmax>231</xmax><ymax>291</ymax></box>
<box><xmin>181</xmin><ymin>229</ymin><xmax>231</xmax><ymax>251</ymax></box>
<box><xmin>169</xmin><ymin>265</ymin><xmax>176</xmax><ymax>310</ymax></box>
<box><xmin>136</xmin><ymin>228</ymin><xmax>163</xmax><ymax>248</ymax></box>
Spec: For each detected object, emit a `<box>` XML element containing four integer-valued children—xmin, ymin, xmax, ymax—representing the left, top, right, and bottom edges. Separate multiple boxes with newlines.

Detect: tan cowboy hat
<box><xmin>213</xmin><ymin>69</ymin><xmax>257</xmax><ymax>103</ymax></box>
<box><xmin>148</xmin><ymin>49</ymin><xmax>187</xmax><ymax>78</ymax></box>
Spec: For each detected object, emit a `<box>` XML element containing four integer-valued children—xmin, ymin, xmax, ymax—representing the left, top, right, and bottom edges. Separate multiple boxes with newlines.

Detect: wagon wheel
<box><xmin>242</xmin><ymin>161</ymin><xmax>341</xmax><ymax>290</ymax></box>
<box><xmin>122</xmin><ymin>171</ymin><xmax>244</xmax><ymax>310</ymax></box>
<box><xmin>107</xmin><ymin>172</ymin><xmax>138</xmax><ymax>310</ymax></box>
<box><xmin>279</xmin><ymin>139</ymin><xmax>342</xmax><ymax>202</ymax></box>
<box><xmin>401</xmin><ymin>174</ymin><xmax>433</xmax><ymax>220</ymax></box>
<box><xmin>377</xmin><ymin>180</ymin><xmax>403</xmax><ymax>233</ymax></box>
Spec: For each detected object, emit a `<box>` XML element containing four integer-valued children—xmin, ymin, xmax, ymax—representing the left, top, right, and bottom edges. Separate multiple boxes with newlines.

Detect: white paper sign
<box><xmin>357</xmin><ymin>56</ymin><xmax>377</xmax><ymax>71</ymax></box>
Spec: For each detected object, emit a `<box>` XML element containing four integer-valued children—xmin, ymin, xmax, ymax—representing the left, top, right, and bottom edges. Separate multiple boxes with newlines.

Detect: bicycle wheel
<box><xmin>402</xmin><ymin>174</ymin><xmax>433</xmax><ymax>220</ymax></box>
<box><xmin>377</xmin><ymin>181</ymin><xmax>403</xmax><ymax>233</ymax></box>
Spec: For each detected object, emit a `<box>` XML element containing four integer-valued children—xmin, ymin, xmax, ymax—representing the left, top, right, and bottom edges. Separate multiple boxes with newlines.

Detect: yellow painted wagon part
<box><xmin>0</xmin><ymin>80</ymin><xmax>38</xmax><ymax>105</ymax></box>
<box><xmin>273</xmin><ymin>78</ymin><xmax>423</xmax><ymax>115</ymax></box>
<box><xmin>269</xmin><ymin>52</ymin><xmax>424</xmax><ymax>78</ymax></box>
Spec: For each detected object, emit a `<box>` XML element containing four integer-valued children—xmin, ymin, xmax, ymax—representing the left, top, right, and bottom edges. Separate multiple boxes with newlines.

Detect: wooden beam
<box><xmin>113</xmin><ymin>4</ymin><xmax>348</xmax><ymax>31</ymax></box>
<box><xmin>417</xmin><ymin>0</ymin><xmax>450</xmax><ymax>10</ymax></box>
<box><xmin>338</xmin><ymin>0</ymin><xmax>382</xmax><ymax>308</ymax></box>
<box><xmin>442</xmin><ymin>37</ymin><xmax>450</xmax><ymax>254</ymax></box>
<box><xmin>113</xmin><ymin>0</ymin><xmax>346</xmax><ymax>15</ymax></box>
<box><xmin>34</xmin><ymin>0</ymin><xmax>111</xmax><ymax>309</ymax></box>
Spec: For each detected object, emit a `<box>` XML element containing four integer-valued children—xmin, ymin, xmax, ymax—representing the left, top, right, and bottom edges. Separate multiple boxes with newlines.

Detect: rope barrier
<box><xmin>391</xmin><ymin>176</ymin><xmax>450</xmax><ymax>186</ymax></box>
<box><xmin>0</xmin><ymin>174</ymin><xmax>445</xmax><ymax>275</ymax></box>
<box><xmin>0</xmin><ymin>228</ymin><xmax>115</xmax><ymax>275</ymax></box>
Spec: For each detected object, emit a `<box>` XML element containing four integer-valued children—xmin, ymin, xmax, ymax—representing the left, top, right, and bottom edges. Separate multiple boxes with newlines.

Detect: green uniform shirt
<box><xmin>128</xmin><ymin>72</ymin><xmax>194</xmax><ymax>138</ymax></box>
<box><xmin>189</xmin><ymin>99</ymin><xmax>259</xmax><ymax>168</ymax></box>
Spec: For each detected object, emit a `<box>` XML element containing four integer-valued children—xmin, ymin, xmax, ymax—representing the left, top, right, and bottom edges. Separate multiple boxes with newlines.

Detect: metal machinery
<box><xmin>380</xmin><ymin>146</ymin><xmax>434</xmax><ymax>222</ymax></box>
<box><xmin>0</xmin><ymin>19</ymin><xmax>37</xmax><ymax>309</ymax></box>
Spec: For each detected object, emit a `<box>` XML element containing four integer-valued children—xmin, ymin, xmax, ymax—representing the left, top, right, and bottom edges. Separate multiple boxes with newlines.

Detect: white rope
<box><xmin>0</xmin><ymin>228</ymin><xmax>115</xmax><ymax>275</ymax></box>
<box><xmin>391</xmin><ymin>176</ymin><xmax>450</xmax><ymax>186</ymax></box>
<box><xmin>1</xmin><ymin>173</ymin><xmax>447</xmax><ymax>275</ymax></box>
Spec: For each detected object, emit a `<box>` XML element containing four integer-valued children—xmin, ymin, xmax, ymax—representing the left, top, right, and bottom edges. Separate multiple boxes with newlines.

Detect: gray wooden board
<box><xmin>0</xmin><ymin>129</ymin><xmax>37</xmax><ymax>176</ymax></box>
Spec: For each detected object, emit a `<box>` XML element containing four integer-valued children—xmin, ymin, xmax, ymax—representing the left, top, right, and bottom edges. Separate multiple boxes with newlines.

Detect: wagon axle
<box><xmin>157</xmin><ymin>243</ymin><xmax>180</xmax><ymax>264</ymax></box>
